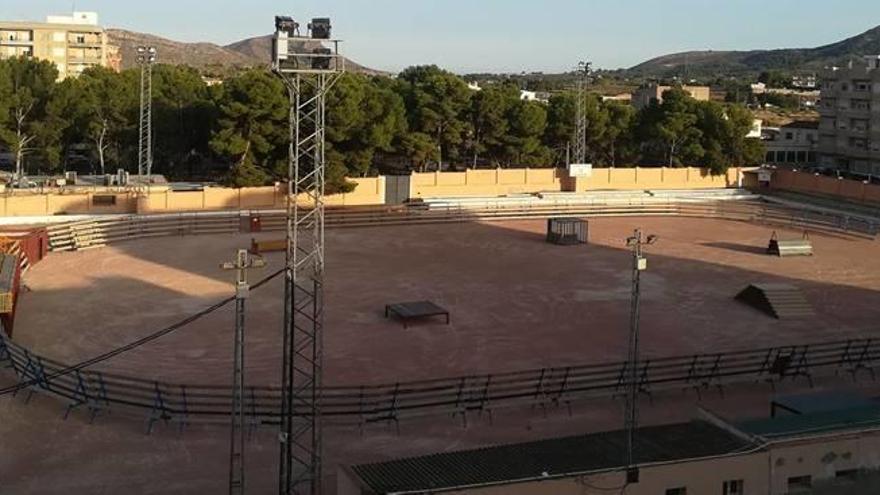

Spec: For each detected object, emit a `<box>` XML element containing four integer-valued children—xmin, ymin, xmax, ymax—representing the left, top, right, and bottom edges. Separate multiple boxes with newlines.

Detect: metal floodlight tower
<box><xmin>136</xmin><ymin>46</ymin><xmax>157</xmax><ymax>179</ymax></box>
<box><xmin>571</xmin><ymin>60</ymin><xmax>592</xmax><ymax>166</ymax></box>
<box><xmin>623</xmin><ymin>229</ymin><xmax>657</xmax><ymax>484</ymax></box>
<box><xmin>272</xmin><ymin>14</ymin><xmax>344</xmax><ymax>495</ymax></box>
<box><xmin>221</xmin><ymin>250</ymin><xmax>266</xmax><ymax>495</ymax></box>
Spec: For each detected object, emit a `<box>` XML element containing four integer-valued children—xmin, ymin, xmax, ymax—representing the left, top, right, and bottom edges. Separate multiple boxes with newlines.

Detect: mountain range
<box><xmin>107</xmin><ymin>24</ymin><xmax>880</xmax><ymax>79</ymax></box>
<box><xmin>107</xmin><ymin>29</ymin><xmax>385</xmax><ymax>76</ymax></box>
<box><xmin>628</xmin><ymin>25</ymin><xmax>880</xmax><ymax>77</ymax></box>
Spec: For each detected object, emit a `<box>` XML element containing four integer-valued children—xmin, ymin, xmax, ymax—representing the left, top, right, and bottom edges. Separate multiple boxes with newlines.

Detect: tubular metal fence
<box><xmin>2</xmin><ymin>330</ymin><xmax>878</xmax><ymax>432</ymax></box>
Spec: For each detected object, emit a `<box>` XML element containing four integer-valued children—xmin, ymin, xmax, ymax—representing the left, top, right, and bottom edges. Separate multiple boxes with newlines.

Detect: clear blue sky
<box><xmin>4</xmin><ymin>0</ymin><xmax>880</xmax><ymax>73</ymax></box>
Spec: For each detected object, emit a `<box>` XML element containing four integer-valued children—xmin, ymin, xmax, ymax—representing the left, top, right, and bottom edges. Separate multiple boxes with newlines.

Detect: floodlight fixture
<box><xmin>275</xmin><ymin>15</ymin><xmax>300</xmax><ymax>36</ymax></box>
<box><xmin>309</xmin><ymin>17</ymin><xmax>331</xmax><ymax>39</ymax></box>
<box><xmin>135</xmin><ymin>45</ymin><xmax>157</xmax><ymax>64</ymax></box>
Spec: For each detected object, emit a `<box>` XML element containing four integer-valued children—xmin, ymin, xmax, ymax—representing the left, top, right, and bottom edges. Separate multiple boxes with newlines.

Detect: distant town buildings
<box><xmin>762</xmin><ymin>120</ymin><xmax>819</xmax><ymax>166</ymax></box>
<box><xmin>0</xmin><ymin>11</ymin><xmax>116</xmax><ymax>79</ymax></box>
<box><xmin>631</xmin><ymin>83</ymin><xmax>711</xmax><ymax>110</ymax></box>
<box><xmin>818</xmin><ymin>55</ymin><xmax>880</xmax><ymax>176</ymax></box>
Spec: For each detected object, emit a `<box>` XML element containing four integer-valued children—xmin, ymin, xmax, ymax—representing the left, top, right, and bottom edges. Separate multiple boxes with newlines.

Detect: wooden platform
<box><xmin>735</xmin><ymin>283</ymin><xmax>816</xmax><ymax>319</ymax></box>
<box><xmin>385</xmin><ymin>301</ymin><xmax>450</xmax><ymax>329</ymax></box>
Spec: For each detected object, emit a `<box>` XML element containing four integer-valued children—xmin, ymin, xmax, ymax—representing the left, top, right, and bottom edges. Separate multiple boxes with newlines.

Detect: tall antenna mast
<box><xmin>272</xmin><ymin>14</ymin><xmax>344</xmax><ymax>495</ymax></box>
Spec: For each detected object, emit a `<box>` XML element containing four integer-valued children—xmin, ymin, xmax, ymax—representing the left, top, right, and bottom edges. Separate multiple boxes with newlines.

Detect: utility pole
<box><xmin>623</xmin><ymin>229</ymin><xmax>657</xmax><ymax>484</ymax></box>
<box><xmin>221</xmin><ymin>249</ymin><xmax>267</xmax><ymax>495</ymax></box>
<box><xmin>572</xmin><ymin>60</ymin><xmax>592</xmax><ymax>167</ymax></box>
<box><xmin>136</xmin><ymin>46</ymin><xmax>156</xmax><ymax>180</ymax></box>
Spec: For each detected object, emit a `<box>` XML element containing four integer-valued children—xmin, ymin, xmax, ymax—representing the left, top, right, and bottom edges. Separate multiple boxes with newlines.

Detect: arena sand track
<box><xmin>2</xmin><ymin>216</ymin><xmax>879</xmax><ymax>494</ymax></box>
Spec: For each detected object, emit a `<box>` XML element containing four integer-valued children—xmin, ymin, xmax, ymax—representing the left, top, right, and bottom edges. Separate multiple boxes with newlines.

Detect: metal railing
<box><xmin>2</xmin><ymin>330</ymin><xmax>878</xmax><ymax>431</ymax></box>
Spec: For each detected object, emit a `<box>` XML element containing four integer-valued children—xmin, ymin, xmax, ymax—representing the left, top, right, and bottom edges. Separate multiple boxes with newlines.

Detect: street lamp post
<box><xmin>623</xmin><ymin>228</ymin><xmax>658</xmax><ymax>484</ymax></box>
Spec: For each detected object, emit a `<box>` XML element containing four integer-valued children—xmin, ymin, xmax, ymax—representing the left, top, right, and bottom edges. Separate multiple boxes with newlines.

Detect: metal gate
<box><xmin>384</xmin><ymin>175</ymin><xmax>411</xmax><ymax>204</ymax></box>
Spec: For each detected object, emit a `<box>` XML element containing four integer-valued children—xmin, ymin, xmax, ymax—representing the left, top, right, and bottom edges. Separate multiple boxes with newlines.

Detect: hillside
<box><xmin>629</xmin><ymin>25</ymin><xmax>880</xmax><ymax>77</ymax></box>
<box><xmin>107</xmin><ymin>29</ymin><xmax>384</xmax><ymax>76</ymax></box>
<box><xmin>223</xmin><ymin>35</ymin><xmax>387</xmax><ymax>76</ymax></box>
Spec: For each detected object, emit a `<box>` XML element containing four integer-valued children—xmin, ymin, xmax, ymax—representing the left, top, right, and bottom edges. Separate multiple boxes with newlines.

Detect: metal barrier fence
<box><xmin>44</xmin><ymin>198</ymin><xmax>878</xmax><ymax>252</ymax></box>
<box><xmin>2</xmin><ymin>330</ymin><xmax>878</xmax><ymax>432</ymax></box>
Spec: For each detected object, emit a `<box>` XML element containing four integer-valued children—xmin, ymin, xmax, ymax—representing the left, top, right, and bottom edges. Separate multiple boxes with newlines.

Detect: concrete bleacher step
<box><xmin>735</xmin><ymin>283</ymin><xmax>815</xmax><ymax>319</ymax></box>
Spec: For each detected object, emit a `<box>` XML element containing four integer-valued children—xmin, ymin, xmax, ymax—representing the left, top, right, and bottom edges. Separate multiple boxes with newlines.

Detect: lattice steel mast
<box><xmin>271</xmin><ymin>15</ymin><xmax>343</xmax><ymax>495</ymax></box>
<box><xmin>623</xmin><ymin>229</ymin><xmax>657</xmax><ymax>483</ymax></box>
<box><xmin>221</xmin><ymin>250</ymin><xmax>266</xmax><ymax>495</ymax></box>
<box><xmin>571</xmin><ymin>61</ymin><xmax>592</xmax><ymax>166</ymax></box>
<box><xmin>136</xmin><ymin>46</ymin><xmax>156</xmax><ymax>178</ymax></box>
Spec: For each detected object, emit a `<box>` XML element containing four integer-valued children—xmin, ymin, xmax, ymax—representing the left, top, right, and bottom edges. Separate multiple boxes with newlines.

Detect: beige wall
<box><xmin>769</xmin><ymin>431</ymin><xmax>880</xmax><ymax>494</ymax></box>
<box><xmin>409</xmin><ymin>168</ymin><xmax>568</xmax><ymax>199</ymax></box>
<box><xmin>409</xmin><ymin>167</ymin><xmax>740</xmax><ymax>198</ymax></box>
<box><xmin>0</xmin><ymin>177</ymin><xmax>385</xmax><ymax>217</ymax></box>
<box><xmin>0</xmin><ymin>168</ymin><xmax>744</xmax><ymax>217</ymax></box>
<box><xmin>568</xmin><ymin>167</ymin><xmax>741</xmax><ymax>192</ymax></box>
<box><xmin>769</xmin><ymin>169</ymin><xmax>880</xmax><ymax>205</ymax></box>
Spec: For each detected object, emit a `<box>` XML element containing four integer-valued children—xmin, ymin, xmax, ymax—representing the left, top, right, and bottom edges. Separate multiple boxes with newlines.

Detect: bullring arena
<box><xmin>1</xmin><ymin>187</ymin><xmax>880</xmax><ymax>494</ymax></box>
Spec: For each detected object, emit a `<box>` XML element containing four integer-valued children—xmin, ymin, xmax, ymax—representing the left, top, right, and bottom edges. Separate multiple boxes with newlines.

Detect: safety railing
<box><xmin>2</xmin><ymin>329</ymin><xmax>878</xmax><ymax>431</ymax></box>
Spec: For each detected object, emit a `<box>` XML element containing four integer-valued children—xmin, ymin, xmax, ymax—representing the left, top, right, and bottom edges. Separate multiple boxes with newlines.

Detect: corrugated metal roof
<box><xmin>352</xmin><ymin>421</ymin><xmax>755</xmax><ymax>494</ymax></box>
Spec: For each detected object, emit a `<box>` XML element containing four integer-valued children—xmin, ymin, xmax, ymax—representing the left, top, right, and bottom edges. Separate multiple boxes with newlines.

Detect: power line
<box><xmin>0</xmin><ymin>267</ymin><xmax>284</xmax><ymax>398</ymax></box>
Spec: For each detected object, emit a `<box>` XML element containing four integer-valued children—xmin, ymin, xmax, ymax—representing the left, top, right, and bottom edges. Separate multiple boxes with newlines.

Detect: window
<box><xmin>785</xmin><ymin>132</ymin><xmax>794</xmax><ymax>140</ymax></box>
<box><xmin>665</xmin><ymin>488</ymin><xmax>687</xmax><ymax>495</ymax></box>
<box><xmin>766</xmin><ymin>151</ymin><xmax>774</xmax><ymax>162</ymax></box>
<box><xmin>788</xmin><ymin>475</ymin><xmax>812</xmax><ymax>493</ymax></box>
<box><xmin>76</xmin><ymin>35</ymin><xmax>86</xmax><ymax>44</ymax></box>
<box><xmin>723</xmin><ymin>479</ymin><xmax>744</xmax><ymax>495</ymax></box>
<box><xmin>797</xmin><ymin>151</ymin><xmax>807</xmax><ymax>163</ymax></box>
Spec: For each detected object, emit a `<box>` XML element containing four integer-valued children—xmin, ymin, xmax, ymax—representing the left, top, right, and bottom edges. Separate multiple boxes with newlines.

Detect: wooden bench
<box><xmin>385</xmin><ymin>301</ymin><xmax>450</xmax><ymax>329</ymax></box>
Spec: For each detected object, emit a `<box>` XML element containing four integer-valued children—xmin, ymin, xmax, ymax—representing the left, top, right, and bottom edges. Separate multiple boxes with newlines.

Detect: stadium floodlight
<box><xmin>275</xmin><ymin>15</ymin><xmax>300</xmax><ymax>36</ymax></box>
<box><xmin>309</xmin><ymin>17</ymin><xmax>331</xmax><ymax>39</ymax></box>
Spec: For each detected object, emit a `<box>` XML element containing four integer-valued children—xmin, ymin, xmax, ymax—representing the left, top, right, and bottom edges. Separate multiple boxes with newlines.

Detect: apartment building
<box><xmin>818</xmin><ymin>55</ymin><xmax>880</xmax><ymax>176</ymax></box>
<box><xmin>0</xmin><ymin>12</ymin><xmax>110</xmax><ymax>79</ymax></box>
<box><xmin>763</xmin><ymin>120</ymin><xmax>819</xmax><ymax>167</ymax></box>
<box><xmin>631</xmin><ymin>83</ymin><xmax>711</xmax><ymax>110</ymax></box>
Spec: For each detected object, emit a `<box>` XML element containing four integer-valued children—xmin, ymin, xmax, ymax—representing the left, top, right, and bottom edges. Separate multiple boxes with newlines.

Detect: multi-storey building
<box><xmin>0</xmin><ymin>12</ymin><xmax>110</xmax><ymax>80</ymax></box>
<box><xmin>763</xmin><ymin>120</ymin><xmax>819</xmax><ymax>167</ymax></box>
<box><xmin>631</xmin><ymin>84</ymin><xmax>711</xmax><ymax>110</ymax></box>
<box><xmin>818</xmin><ymin>56</ymin><xmax>880</xmax><ymax>176</ymax></box>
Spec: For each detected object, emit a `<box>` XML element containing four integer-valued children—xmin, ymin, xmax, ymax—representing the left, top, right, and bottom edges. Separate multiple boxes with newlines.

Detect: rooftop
<box><xmin>350</xmin><ymin>421</ymin><xmax>756</xmax><ymax>494</ymax></box>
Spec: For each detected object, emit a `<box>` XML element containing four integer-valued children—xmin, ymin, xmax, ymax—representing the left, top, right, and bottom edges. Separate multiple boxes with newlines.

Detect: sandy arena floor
<box><xmin>2</xmin><ymin>216</ymin><xmax>880</xmax><ymax>494</ymax></box>
<box><xmin>11</xmin><ymin>216</ymin><xmax>880</xmax><ymax>386</ymax></box>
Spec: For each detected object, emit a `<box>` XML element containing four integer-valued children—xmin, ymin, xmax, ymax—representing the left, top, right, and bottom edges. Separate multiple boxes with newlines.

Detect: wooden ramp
<box><xmin>736</xmin><ymin>283</ymin><xmax>816</xmax><ymax>319</ymax></box>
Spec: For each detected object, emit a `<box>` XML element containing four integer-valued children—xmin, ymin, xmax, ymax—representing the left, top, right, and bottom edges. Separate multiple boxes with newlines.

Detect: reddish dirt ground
<box><xmin>2</xmin><ymin>216</ymin><xmax>879</xmax><ymax>494</ymax></box>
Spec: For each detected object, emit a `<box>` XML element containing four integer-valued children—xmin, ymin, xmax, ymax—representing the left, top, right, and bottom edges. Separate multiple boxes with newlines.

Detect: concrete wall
<box><xmin>568</xmin><ymin>167</ymin><xmax>741</xmax><ymax>192</ymax></box>
<box><xmin>408</xmin><ymin>168</ymin><xmax>568</xmax><ymax>199</ymax></box>
<box><xmin>409</xmin><ymin>167</ymin><xmax>741</xmax><ymax>199</ymax></box>
<box><xmin>0</xmin><ymin>177</ymin><xmax>385</xmax><ymax>217</ymax></box>
<box><xmin>0</xmin><ymin>167</ymin><xmax>745</xmax><ymax>217</ymax></box>
<box><xmin>770</xmin><ymin>169</ymin><xmax>880</xmax><ymax>205</ymax></box>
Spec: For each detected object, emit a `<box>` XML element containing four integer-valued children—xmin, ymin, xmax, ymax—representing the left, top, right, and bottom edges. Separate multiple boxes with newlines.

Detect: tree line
<box><xmin>0</xmin><ymin>57</ymin><xmax>763</xmax><ymax>192</ymax></box>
